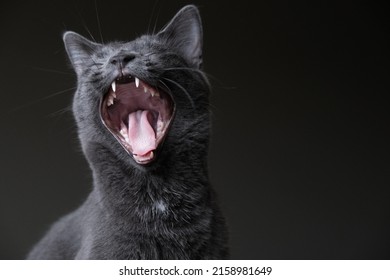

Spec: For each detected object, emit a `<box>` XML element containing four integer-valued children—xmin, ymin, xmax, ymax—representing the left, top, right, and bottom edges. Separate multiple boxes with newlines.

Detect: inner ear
<box><xmin>157</xmin><ymin>5</ymin><xmax>203</xmax><ymax>69</ymax></box>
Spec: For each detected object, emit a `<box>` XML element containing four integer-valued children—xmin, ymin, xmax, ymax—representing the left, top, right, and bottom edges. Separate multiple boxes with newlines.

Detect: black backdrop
<box><xmin>1</xmin><ymin>0</ymin><xmax>389</xmax><ymax>259</ymax></box>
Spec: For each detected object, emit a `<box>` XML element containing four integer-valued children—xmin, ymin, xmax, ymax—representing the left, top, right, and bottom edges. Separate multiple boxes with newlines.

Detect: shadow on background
<box><xmin>0</xmin><ymin>0</ymin><xmax>389</xmax><ymax>259</ymax></box>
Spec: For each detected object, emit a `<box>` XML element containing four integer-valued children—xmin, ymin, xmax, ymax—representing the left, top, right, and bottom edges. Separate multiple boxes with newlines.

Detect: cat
<box><xmin>27</xmin><ymin>5</ymin><xmax>229</xmax><ymax>260</ymax></box>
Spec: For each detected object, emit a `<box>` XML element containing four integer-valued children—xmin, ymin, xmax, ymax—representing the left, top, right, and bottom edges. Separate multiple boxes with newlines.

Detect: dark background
<box><xmin>1</xmin><ymin>0</ymin><xmax>389</xmax><ymax>259</ymax></box>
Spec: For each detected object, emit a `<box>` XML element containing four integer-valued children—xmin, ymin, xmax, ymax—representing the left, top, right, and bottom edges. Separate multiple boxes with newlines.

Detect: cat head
<box><xmin>63</xmin><ymin>5</ymin><xmax>210</xmax><ymax>168</ymax></box>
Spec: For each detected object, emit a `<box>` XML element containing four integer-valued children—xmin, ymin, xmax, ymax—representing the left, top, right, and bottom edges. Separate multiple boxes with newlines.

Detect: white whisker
<box><xmin>94</xmin><ymin>0</ymin><xmax>104</xmax><ymax>43</ymax></box>
<box><xmin>162</xmin><ymin>78</ymin><xmax>196</xmax><ymax>109</ymax></box>
<box><xmin>32</xmin><ymin>67</ymin><xmax>73</xmax><ymax>75</ymax></box>
<box><xmin>7</xmin><ymin>87</ymin><xmax>76</xmax><ymax>114</ymax></box>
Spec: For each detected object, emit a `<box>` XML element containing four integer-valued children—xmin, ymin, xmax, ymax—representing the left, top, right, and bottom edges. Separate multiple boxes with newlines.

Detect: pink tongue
<box><xmin>128</xmin><ymin>110</ymin><xmax>156</xmax><ymax>156</ymax></box>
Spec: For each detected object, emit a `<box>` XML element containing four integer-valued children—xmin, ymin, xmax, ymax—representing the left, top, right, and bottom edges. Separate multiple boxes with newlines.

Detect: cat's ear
<box><xmin>63</xmin><ymin>31</ymin><xmax>101</xmax><ymax>76</ymax></box>
<box><xmin>158</xmin><ymin>5</ymin><xmax>203</xmax><ymax>69</ymax></box>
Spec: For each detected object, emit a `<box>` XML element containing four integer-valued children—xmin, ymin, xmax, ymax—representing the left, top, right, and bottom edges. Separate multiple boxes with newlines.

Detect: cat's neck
<box><xmin>85</xmin><ymin>142</ymin><xmax>211</xmax><ymax>225</ymax></box>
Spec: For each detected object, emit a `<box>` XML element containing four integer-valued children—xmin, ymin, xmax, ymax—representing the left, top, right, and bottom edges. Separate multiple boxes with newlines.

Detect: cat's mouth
<box><xmin>100</xmin><ymin>75</ymin><xmax>174</xmax><ymax>165</ymax></box>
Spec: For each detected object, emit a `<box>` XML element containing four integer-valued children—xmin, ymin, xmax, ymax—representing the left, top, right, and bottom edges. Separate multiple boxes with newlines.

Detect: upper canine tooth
<box><xmin>143</xmin><ymin>86</ymin><xmax>148</xmax><ymax>93</ymax></box>
<box><xmin>111</xmin><ymin>81</ymin><xmax>116</xmax><ymax>92</ymax></box>
<box><xmin>135</xmin><ymin>77</ymin><xmax>140</xmax><ymax>88</ymax></box>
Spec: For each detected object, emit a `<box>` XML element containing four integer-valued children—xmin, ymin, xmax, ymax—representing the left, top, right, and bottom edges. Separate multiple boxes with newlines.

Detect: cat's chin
<box><xmin>100</xmin><ymin>75</ymin><xmax>175</xmax><ymax>165</ymax></box>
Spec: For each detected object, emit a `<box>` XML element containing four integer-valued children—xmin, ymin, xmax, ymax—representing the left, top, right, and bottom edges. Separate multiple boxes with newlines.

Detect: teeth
<box><xmin>150</xmin><ymin>89</ymin><xmax>160</xmax><ymax>98</ymax></box>
<box><xmin>135</xmin><ymin>77</ymin><xmax>139</xmax><ymax>88</ymax></box>
<box><xmin>107</xmin><ymin>91</ymin><xmax>116</xmax><ymax>107</ymax></box>
<box><xmin>111</xmin><ymin>81</ymin><xmax>116</xmax><ymax>92</ymax></box>
<box><xmin>107</xmin><ymin>96</ymin><xmax>114</xmax><ymax>106</ymax></box>
<box><xmin>134</xmin><ymin>151</ymin><xmax>154</xmax><ymax>163</ymax></box>
<box><xmin>120</xmin><ymin>122</ymin><xmax>129</xmax><ymax>143</ymax></box>
<box><xmin>142</xmin><ymin>84</ymin><xmax>160</xmax><ymax>98</ymax></box>
<box><xmin>157</xmin><ymin>118</ymin><xmax>163</xmax><ymax>134</ymax></box>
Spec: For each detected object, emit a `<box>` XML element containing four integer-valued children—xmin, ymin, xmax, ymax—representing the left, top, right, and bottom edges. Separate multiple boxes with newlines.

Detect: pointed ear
<box><xmin>158</xmin><ymin>5</ymin><xmax>203</xmax><ymax>69</ymax></box>
<box><xmin>63</xmin><ymin>31</ymin><xmax>101</xmax><ymax>76</ymax></box>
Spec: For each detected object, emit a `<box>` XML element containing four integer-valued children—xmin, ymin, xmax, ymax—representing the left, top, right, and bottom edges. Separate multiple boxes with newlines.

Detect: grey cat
<box><xmin>27</xmin><ymin>5</ymin><xmax>229</xmax><ymax>259</ymax></box>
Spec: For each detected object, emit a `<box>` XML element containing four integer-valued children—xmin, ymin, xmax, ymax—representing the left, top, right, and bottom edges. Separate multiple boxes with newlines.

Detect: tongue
<box><xmin>128</xmin><ymin>110</ymin><xmax>156</xmax><ymax>156</ymax></box>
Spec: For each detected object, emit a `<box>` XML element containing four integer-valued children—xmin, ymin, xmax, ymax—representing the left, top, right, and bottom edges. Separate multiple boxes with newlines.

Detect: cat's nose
<box><xmin>109</xmin><ymin>54</ymin><xmax>136</xmax><ymax>67</ymax></box>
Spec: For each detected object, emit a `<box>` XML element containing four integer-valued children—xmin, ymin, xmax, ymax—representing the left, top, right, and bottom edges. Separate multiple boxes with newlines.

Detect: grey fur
<box><xmin>27</xmin><ymin>5</ymin><xmax>229</xmax><ymax>260</ymax></box>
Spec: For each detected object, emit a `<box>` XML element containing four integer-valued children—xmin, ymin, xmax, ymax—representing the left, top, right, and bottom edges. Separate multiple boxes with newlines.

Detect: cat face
<box><xmin>63</xmin><ymin>5</ymin><xmax>209</xmax><ymax>166</ymax></box>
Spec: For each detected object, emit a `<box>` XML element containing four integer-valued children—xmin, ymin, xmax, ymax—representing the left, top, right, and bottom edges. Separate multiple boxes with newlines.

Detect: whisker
<box><xmin>160</xmin><ymin>75</ymin><xmax>214</xmax><ymax>114</ymax></box>
<box><xmin>94</xmin><ymin>0</ymin><xmax>104</xmax><ymax>43</ymax></box>
<box><xmin>163</xmin><ymin>67</ymin><xmax>206</xmax><ymax>78</ymax></box>
<box><xmin>163</xmin><ymin>67</ymin><xmax>204</xmax><ymax>73</ymax></box>
<box><xmin>73</xmin><ymin>2</ymin><xmax>96</xmax><ymax>42</ymax></box>
<box><xmin>163</xmin><ymin>67</ymin><xmax>212</xmax><ymax>87</ymax></box>
<box><xmin>162</xmin><ymin>78</ymin><xmax>195</xmax><ymax>109</ymax></box>
<box><xmin>158</xmin><ymin>80</ymin><xmax>171</xmax><ymax>94</ymax></box>
<box><xmin>152</xmin><ymin>1</ymin><xmax>162</xmax><ymax>35</ymax></box>
<box><xmin>82</xmin><ymin>22</ymin><xmax>97</xmax><ymax>43</ymax></box>
<box><xmin>148</xmin><ymin>0</ymin><xmax>161</xmax><ymax>34</ymax></box>
<box><xmin>47</xmin><ymin>105</ymin><xmax>73</xmax><ymax>118</ymax></box>
<box><xmin>32</xmin><ymin>66</ymin><xmax>73</xmax><ymax>76</ymax></box>
<box><xmin>7</xmin><ymin>87</ymin><xmax>76</xmax><ymax>114</ymax></box>
<box><xmin>164</xmin><ymin>67</ymin><xmax>236</xmax><ymax>92</ymax></box>
<box><xmin>43</xmin><ymin>87</ymin><xmax>76</xmax><ymax>99</ymax></box>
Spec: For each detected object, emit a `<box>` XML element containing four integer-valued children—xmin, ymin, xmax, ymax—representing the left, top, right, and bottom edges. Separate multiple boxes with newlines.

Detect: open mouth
<box><xmin>100</xmin><ymin>75</ymin><xmax>175</xmax><ymax>165</ymax></box>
